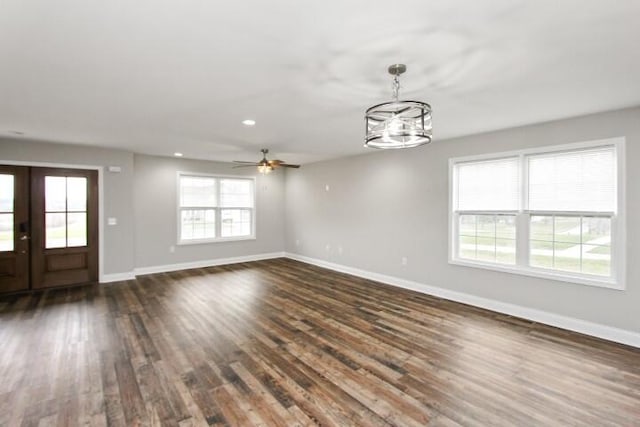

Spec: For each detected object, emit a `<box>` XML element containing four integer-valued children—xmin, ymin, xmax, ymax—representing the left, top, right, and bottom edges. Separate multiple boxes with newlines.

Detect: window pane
<box><xmin>220</xmin><ymin>179</ymin><xmax>254</xmax><ymax>207</ymax></box>
<box><xmin>530</xmin><ymin>215</ymin><xmax>553</xmax><ymax>241</ymax></box>
<box><xmin>220</xmin><ymin>209</ymin><xmax>252</xmax><ymax>237</ymax></box>
<box><xmin>582</xmin><ymin>245</ymin><xmax>611</xmax><ymax>276</ymax></box>
<box><xmin>459</xmin><ymin>215</ymin><xmax>476</xmax><ymax>236</ymax></box>
<box><xmin>45</xmin><ymin>176</ymin><xmax>67</xmax><ymax>211</ymax></box>
<box><xmin>0</xmin><ymin>213</ymin><xmax>13</xmax><ymax>252</ymax></box>
<box><xmin>458</xmin><ymin>235</ymin><xmax>476</xmax><ymax>260</ymax></box>
<box><xmin>67</xmin><ymin>177</ymin><xmax>87</xmax><ymax>212</ymax></box>
<box><xmin>181</xmin><ymin>215</ymin><xmax>193</xmax><ymax>240</ymax></box>
<box><xmin>554</xmin><ymin>216</ymin><xmax>581</xmax><ymax>244</ymax></box>
<box><xmin>476</xmin><ymin>236</ymin><xmax>496</xmax><ymax>262</ymax></box>
<box><xmin>476</xmin><ymin>215</ymin><xmax>495</xmax><ymax>238</ymax></box>
<box><xmin>180</xmin><ymin>176</ymin><xmax>216</xmax><ymax>207</ymax></box>
<box><xmin>528</xmin><ymin>146</ymin><xmax>615</xmax><ymax>212</ymax></box>
<box><xmin>553</xmin><ymin>242</ymin><xmax>580</xmax><ymax>272</ymax></box>
<box><xmin>582</xmin><ymin>217</ymin><xmax>611</xmax><ymax>245</ymax></box>
<box><xmin>530</xmin><ymin>240</ymin><xmax>553</xmax><ymax>268</ymax></box>
<box><xmin>46</xmin><ymin>212</ymin><xmax>67</xmax><ymax>249</ymax></box>
<box><xmin>67</xmin><ymin>212</ymin><xmax>87</xmax><ymax>247</ymax></box>
<box><xmin>0</xmin><ymin>174</ymin><xmax>14</xmax><ymax>212</ymax></box>
<box><xmin>496</xmin><ymin>216</ymin><xmax>516</xmax><ymax>239</ymax></box>
<box><xmin>456</xmin><ymin>157</ymin><xmax>519</xmax><ymax>211</ymax></box>
<box><xmin>181</xmin><ymin>209</ymin><xmax>215</xmax><ymax>240</ymax></box>
<box><xmin>496</xmin><ymin>238</ymin><xmax>516</xmax><ymax>265</ymax></box>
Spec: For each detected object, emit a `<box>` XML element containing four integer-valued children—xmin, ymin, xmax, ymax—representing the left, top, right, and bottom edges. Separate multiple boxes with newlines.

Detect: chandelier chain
<box><xmin>392</xmin><ymin>75</ymin><xmax>400</xmax><ymax>102</ymax></box>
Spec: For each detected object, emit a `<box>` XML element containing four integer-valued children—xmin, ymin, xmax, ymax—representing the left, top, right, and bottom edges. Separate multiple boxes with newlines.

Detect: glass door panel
<box><xmin>44</xmin><ymin>176</ymin><xmax>88</xmax><ymax>249</ymax></box>
<box><xmin>0</xmin><ymin>174</ymin><xmax>14</xmax><ymax>252</ymax></box>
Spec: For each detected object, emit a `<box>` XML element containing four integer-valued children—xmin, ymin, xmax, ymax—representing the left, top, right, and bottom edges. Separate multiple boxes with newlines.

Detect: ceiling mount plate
<box><xmin>388</xmin><ymin>64</ymin><xmax>407</xmax><ymax>76</ymax></box>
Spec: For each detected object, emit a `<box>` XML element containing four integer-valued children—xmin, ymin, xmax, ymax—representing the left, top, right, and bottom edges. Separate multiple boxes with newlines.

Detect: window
<box><xmin>178</xmin><ymin>173</ymin><xmax>255</xmax><ymax>243</ymax></box>
<box><xmin>450</xmin><ymin>139</ymin><xmax>624</xmax><ymax>289</ymax></box>
<box><xmin>455</xmin><ymin>157</ymin><xmax>519</xmax><ymax>266</ymax></box>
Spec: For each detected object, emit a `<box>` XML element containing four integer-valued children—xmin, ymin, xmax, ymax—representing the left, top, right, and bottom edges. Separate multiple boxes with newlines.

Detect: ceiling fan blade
<box><xmin>279</xmin><ymin>164</ymin><xmax>301</xmax><ymax>168</ymax></box>
<box><xmin>233</xmin><ymin>160</ymin><xmax>260</xmax><ymax>164</ymax></box>
<box><xmin>232</xmin><ymin>164</ymin><xmax>259</xmax><ymax>168</ymax></box>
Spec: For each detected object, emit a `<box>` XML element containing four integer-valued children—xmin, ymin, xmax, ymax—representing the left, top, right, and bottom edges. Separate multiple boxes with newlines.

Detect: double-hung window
<box><xmin>178</xmin><ymin>173</ymin><xmax>255</xmax><ymax>243</ymax></box>
<box><xmin>450</xmin><ymin>139</ymin><xmax>624</xmax><ymax>289</ymax></box>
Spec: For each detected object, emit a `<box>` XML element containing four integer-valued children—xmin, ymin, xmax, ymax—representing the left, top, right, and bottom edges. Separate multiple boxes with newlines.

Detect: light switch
<box><xmin>107</xmin><ymin>217</ymin><xmax>117</xmax><ymax>226</ymax></box>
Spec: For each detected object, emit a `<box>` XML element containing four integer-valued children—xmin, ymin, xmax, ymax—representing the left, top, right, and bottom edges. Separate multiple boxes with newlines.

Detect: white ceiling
<box><xmin>1</xmin><ymin>0</ymin><xmax>639</xmax><ymax>164</ymax></box>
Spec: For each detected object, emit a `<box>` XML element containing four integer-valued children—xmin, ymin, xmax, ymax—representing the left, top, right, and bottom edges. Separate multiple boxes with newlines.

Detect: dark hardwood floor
<box><xmin>0</xmin><ymin>258</ymin><xmax>639</xmax><ymax>426</ymax></box>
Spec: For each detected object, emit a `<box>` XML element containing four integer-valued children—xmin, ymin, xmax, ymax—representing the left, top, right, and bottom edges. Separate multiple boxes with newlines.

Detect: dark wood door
<box><xmin>0</xmin><ymin>165</ymin><xmax>30</xmax><ymax>293</ymax></box>
<box><xmin>30</xmin><ymin>168</ymin><xmax>98</xmax><ymax>289</ymax></box>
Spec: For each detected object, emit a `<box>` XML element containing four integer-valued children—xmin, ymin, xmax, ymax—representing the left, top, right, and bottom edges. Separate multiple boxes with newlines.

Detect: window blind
<box><xmin>528</xmin><ymin>146</ymin><xmax>615</xmax><ymax>212</ymax></box>
<box><xmin>180</xmin><ymin>176</ymin><xmax>216</xmax><ymax>207</ymax></box>
<box><xmin>220</xmin><ymin>179</ymin><xmax>254</xmax><ymax>207</ymax></box>
<box><xmin>456</xmin><ymin>157</ymin><xmax>519</xmax><ymax>211</ymax></box>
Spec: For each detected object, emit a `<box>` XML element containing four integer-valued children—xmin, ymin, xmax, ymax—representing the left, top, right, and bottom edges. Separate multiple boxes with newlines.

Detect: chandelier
<box><xmin>365</xmin><ymin>64</ymin><xmax>432</xmax><ymax>149</ymax></box>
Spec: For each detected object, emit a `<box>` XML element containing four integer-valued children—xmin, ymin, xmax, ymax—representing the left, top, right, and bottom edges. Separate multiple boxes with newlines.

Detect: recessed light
<box><xmin>174</xmin><ymin>152</ymin><xmax>183</xmax><ymax>157</ymax></box>
<box><xmin>242</xmin><ymin>119</ymin><xmax>256</xmax><ymax>126</ymax></box>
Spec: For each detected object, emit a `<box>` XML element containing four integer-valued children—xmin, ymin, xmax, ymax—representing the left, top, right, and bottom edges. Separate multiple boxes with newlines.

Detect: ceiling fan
<box><xmin>233</xmin><ymin>149</ymin><xmax>300</xmax><ymax>174</ymax></box>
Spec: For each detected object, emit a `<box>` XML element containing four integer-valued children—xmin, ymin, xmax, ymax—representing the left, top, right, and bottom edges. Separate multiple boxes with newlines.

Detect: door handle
<box><xmin>20</xmin><ymin>235</ymin><xmax>30</xmax><ymax>240</ymax></box>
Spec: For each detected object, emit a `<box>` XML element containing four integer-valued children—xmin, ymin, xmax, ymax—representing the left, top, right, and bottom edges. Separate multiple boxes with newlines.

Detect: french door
<box><xmin>0</xmin><ymin>166</ymin><xmax>98</xmax><ymax>293</ymax></box>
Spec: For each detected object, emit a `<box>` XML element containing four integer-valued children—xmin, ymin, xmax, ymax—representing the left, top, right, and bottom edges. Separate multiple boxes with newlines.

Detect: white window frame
<box><xmin>448</xmin><ymin>137</ymin><xmax>626</xmax><ymax>290</ymax></box>
<box><xmin>177</xmin><ymin>172</ymin><xmax>256</xmax><ymax>245</ymax></box>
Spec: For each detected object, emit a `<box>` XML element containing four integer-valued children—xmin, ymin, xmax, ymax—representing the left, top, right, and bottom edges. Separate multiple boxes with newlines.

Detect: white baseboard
<box><xmin>100</xmin><ymin>271</ymin><xmax>136</xmax><ymax>283</ymax></box>
<box><xmin>133</xmin><ymin>252</ymin><xmax>286</xmax><ymax>276</ymax></box>
<box><xmin>284</xmin><ymin>252</ymin><xmax>640</xmax><ymax>349</ymax></box>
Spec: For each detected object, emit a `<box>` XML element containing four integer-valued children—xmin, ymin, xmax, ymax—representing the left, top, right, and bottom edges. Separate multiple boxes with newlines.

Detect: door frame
<box><xmin>0</xmin><ymin>160</ymin><xmax>105</xmax><ymax>282</ymax></box>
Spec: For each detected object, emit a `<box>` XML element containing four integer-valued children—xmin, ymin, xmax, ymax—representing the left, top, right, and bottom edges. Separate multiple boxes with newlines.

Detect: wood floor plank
<box><xmin>1</xmin><ymin>258</ymin><xmax>639</xmax><ymax>426</ymax></box>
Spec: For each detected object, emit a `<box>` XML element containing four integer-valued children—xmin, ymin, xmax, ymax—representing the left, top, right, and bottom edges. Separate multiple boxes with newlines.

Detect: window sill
<box><xmin>178</xmin><ymin>235</ymin><xmax>256</xmax><ymax>246</ymax></box>
<box><xmin>448</xmin><ymin>258</ymin><xmax>623</xmax><ymax>290</ymax></box>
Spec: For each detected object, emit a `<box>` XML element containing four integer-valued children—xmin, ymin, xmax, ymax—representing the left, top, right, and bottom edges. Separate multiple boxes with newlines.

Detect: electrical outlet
<box><xmin>401</xmin><ymin>257</ymin><xmax>408</xmax><ymax>266</ymax></box>
<box><xmin>325</xmin><ymin>184</ymin><xmax>330</xmax><ymax>192</ymax></box>
<box><xmin>338</xmin><ymin>246</ymin><xmax>343</xmax><ymax>255</ymax></box>
<box><xmin>325</xmin><ymin>244</ymin><xmax>331</xmax><ymax>252</ymax></box>
<box><xmin>295</xmin><ymin>239</ymin><xmax>300</xmax><ymax>246</ymax></box>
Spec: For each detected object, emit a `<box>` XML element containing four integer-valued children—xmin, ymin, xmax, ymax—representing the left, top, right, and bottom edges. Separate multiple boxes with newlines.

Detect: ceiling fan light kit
<box><xmin>257</xmin><ymin>160</ymin><xmax>273</xmax><ymax>174</ymax></box>
<box><xmin>365</xmin><ymin>64</ymin><xmax>432</xmax><ymax>149</ymax></box>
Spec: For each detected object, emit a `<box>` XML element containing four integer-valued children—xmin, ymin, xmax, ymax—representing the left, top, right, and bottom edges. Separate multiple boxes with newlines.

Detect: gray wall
<box><xmin>0</xmin><ymin>138</ymin><xmax>135</xmax><ymax>275</ymax></box>
<box><xmin>284</xmin><ymin>107</ymin><xmax>640</xmax><ymax>332</ymax></box>
<box><xmin>133</xmin><ymin>154</ymin><xmax>285</xmax><ymax>269</ymax></box>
